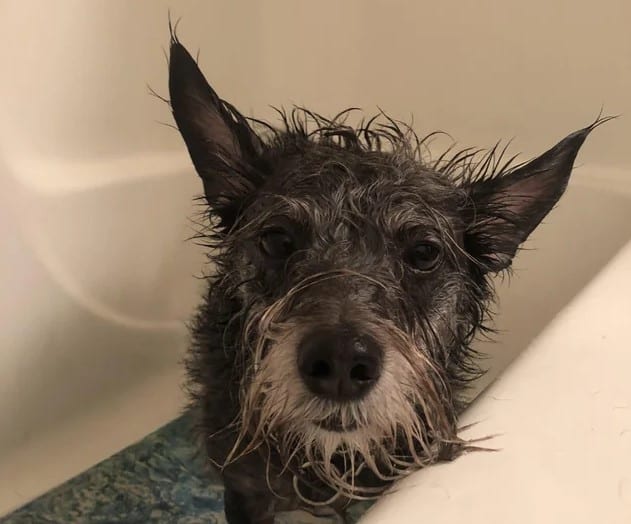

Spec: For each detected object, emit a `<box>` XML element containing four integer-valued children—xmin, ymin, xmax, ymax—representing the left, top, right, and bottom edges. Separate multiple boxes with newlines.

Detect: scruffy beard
<box><xmin>223</xmin><ymin>306</ymin><xmax>466</xmax><ymax>505</ymax></box>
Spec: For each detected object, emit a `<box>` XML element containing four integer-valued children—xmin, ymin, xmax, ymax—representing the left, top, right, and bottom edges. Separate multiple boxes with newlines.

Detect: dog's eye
<box><xmin>259</xmin><ymin>229</ymin><xmax>295</xmax><ymax>259</ymax></box>
<box><xmin>405</xmin><ymin>242</ymin><xmax>442</xmax><ymax>271</ymax></box>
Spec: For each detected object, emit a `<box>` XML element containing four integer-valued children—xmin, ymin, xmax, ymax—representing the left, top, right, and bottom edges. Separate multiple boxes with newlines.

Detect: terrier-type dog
<box><xmin>167</xmin><ymin>34</ymin><xmax>606</xmax><ymax>523</ymax></box>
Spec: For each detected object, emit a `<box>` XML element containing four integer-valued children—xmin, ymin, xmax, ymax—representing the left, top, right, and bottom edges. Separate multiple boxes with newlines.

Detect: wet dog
<box><xmin>167</xmin><ymin>33</ymin><xmax>607</xmax><ymax>523</ymax></box>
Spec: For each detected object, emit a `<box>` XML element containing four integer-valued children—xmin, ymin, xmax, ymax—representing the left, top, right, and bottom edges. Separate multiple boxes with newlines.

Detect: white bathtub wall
<box><xmin>1</xmin><ymin>0</ymin><xmax>630</xmax><ymax>514</ymax></box>
<box><xmin>3</xmin><ymin>0</ymin><xmax>631</xmax><ymax>166</ymax></box>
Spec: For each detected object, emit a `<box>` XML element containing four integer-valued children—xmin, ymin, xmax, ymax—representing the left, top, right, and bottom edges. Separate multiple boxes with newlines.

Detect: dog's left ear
<box><xmin>463</xmin><ymin>123</ymin><xmax>601</xmax><ymax>273</ymax></box>
<box><xmin>169</xmin><ymin>39</ymin><xmax>264</xmax><ymax>229</ymax></box>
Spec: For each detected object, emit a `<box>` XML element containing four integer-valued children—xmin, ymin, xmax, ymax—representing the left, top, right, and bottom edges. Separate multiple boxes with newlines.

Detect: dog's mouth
<box><xmin>314</xmin><ymin>413</ymin><xmax>358</xmax><ymax>433</ymax></box>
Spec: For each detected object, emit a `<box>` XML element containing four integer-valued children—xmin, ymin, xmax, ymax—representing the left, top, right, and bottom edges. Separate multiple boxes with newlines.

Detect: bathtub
<box><xmin>0</xmin><ymin>152</ymin><xmax>203</xmax><ymax>513</ymax></box>
<box><xmin>1</xmin><ymin>0</ymin><xmax>630</xmax><ymax>521</ymax></box>
<box><xmin>2</xmin><ymin>157</ymin><xmax>630</xmax><ymax>518</ymax></box>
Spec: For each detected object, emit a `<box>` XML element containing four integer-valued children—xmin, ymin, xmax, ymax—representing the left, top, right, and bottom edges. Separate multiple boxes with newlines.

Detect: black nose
<box><xmin>297</xmin><ymin>327</ymin><xmax>383</xmax><ymax>401</ymax></box>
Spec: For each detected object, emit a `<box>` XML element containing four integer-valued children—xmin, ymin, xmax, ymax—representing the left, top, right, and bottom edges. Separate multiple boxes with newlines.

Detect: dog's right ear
<box><xmin>169</xmin><ymin>40</ymin><xmax>264</xmax><ymax>229</ymax></box>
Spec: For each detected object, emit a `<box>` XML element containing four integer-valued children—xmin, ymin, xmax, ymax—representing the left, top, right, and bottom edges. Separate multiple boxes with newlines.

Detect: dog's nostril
<box><xmin>309</xmin><ymin>360</ymin><xmax>331</xmax><ymax>378</ymax></box>
<box><xmin>350</xmin><ymin>363</ymin><xmax>372</xmax><ymax>382</ymax></box>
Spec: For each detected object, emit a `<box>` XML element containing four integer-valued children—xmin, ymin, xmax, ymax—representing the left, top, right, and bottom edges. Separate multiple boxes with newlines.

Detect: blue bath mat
<box><xmin>1</xmin><ymin>412</ymin><xmax>370</xmax><ymax>523</ymax></box>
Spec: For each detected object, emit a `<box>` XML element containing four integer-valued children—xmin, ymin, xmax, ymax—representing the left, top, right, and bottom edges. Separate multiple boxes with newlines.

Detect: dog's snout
<box><xmin>297</xmin><ymin>327</ymin><xmax>382</xmax><ymax>401</ymax></box>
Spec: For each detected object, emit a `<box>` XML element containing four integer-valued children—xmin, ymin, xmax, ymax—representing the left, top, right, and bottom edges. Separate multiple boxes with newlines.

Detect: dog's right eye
<box><xmin>259</xmin><ymin>229</ymin><xmax>295</xmax><ymax>259</ymax></box>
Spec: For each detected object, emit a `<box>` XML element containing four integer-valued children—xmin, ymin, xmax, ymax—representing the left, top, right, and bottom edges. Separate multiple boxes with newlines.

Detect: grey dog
<box><xmin>167</xmin><ymin>32</ymin><xmax>607</xmax><ymax>523</ymax></box>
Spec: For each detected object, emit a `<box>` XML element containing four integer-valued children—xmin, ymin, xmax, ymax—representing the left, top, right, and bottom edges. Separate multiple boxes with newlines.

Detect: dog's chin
<box><xmin>313</xmin><ymin>413</ymin><xmax>359</xmax><ymax>433</ymax></box>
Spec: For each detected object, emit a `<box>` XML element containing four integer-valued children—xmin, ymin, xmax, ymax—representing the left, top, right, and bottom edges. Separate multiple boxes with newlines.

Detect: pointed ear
<box><xmin>463</xmin><ymin>122</ymin><xmax>603</xmax><ymax>273</ymax></box>
<box><xmin>168</xmin><ymin>39</ymin><xmax>263</xmax><ymax>228</ymax></box>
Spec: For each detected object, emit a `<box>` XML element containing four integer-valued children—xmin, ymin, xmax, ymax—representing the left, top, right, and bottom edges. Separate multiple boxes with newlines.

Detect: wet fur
<box><xmin>166</xmin><ymin>29</ymin><xmax>610</xmax><ymax>524</ymax></box>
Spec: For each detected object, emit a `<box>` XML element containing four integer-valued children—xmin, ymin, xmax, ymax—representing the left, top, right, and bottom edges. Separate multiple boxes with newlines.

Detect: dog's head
<box><xmin>168</xmin><ymin>38</ymin><xmax>603</xmax><ymax>499</ymax></box>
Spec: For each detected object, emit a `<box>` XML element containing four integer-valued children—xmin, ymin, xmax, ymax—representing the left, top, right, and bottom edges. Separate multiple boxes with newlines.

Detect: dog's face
<box><xmin>169</xmin><ymin>39</ymin><xmax>601</xmax><ymax>499</ymax></box>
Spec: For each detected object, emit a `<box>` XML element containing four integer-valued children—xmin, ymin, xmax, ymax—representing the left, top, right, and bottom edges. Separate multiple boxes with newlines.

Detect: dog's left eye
<box><xmin>405</xmin><ymin>242</ymin><xmax>443</xmax><ymax>271</ymax></box>
<box><xmin>259</xmin><ymin>229</ymin><xmax>295</xmax><ymax>259</ymax></box>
